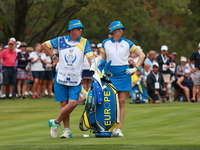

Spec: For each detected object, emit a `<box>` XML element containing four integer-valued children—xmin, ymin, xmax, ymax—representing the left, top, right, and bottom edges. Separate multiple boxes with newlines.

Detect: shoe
<box><xmin>191</xmin><ymin>98</ymin><xmax>195</xmax><ymax>103</ymax></box>
<box><xmin>32</xmin><ymin>95</ymin><xmax>36</xmax><ymax>99</ymax></box>
<box><xmin>0</xmin><ymin>94</ymin><xmax>6</xmax><ymax>99</ymax></box>
<box><xmin>112</xmin><ymin>128</ymin><xmax>116</xmax><ymax>134</ymax></box>
<box><xmin>51</xmin><ymin>93</ymin><xmax>54</xmax><ymax>96</ymax></box>
<box><xmin>113</xmin><ymin>129</ymin><xmax>124</xmax><ymax>137</ymax></box>
<box><xmin>48</xmin><ymin>95</ymin><xmax>53</xmax><ymax>98</ymax></box>
<box><xmin>36</xmin><ymin>95</ymin><xmax>40</xmax><ymax>99</ymax></box>
<box><xmin>60</xmin><ymin>128</ymin><xmax>72</xmax><ymax>138</ymax></box>
<box><xmin>25</xmin><ymin>91</ymin><xmax>28</xmax><ymax>96</ymax></box>
<box><xmin>45</xmin><ymin>89</ymin><xmax>48</xmax><ymax>95</ymax></box>
<box><xmin>40</xmin><ymin>95</ymin><xmax>45</xmax><ymax>99</ymax></box>
<box><xmin>48</xmin><ymin>119</ymin><xmax>61</xmax><ymax>138</ymax></box>
<box><xmin>29</xmin><ymin>91</ymin><xmax>33</xmax><ymax>95</ymax></box>
<box><xmin>161</xmin><ymin>99</ymin><xmax>166</xmax><ymax>103</ymax></box>
<box><xmin>18</xmin><ymin>96</ymin><xmax>22</xmax><ymax>99</ymax></box>
<box><xmin>22</xmin><ymin>96</ymin><xmax>26</xmax><ymax>99</ymax></box>
<box><xmin>9</xmin><ymin>94</ymin><xmax>14</xmax><ymax>99</ymax></box>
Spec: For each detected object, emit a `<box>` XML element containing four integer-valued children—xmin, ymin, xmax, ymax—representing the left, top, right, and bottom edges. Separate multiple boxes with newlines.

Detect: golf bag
<box><xmin>79</xmin><ymin>57</ymin><xmax>120</xmax><ymax>137</ymax></box>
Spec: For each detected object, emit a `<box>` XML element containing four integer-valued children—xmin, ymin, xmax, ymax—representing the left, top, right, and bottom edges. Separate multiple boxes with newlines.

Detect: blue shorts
<box><xmin>32</xmin><ymin>71</ymin><xmax>45</xmax><ymax>79</ymax></box>
<box><xmin>54</xmin><ymin>73</ymin><xmax>82</xmax><ymax>102</ymax></box>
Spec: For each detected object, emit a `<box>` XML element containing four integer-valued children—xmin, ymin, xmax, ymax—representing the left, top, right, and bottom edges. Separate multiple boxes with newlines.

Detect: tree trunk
<box><xmin>14</xmin><ymin>0</ymin><xmax>30</xmax><ymax>41</ymax></box>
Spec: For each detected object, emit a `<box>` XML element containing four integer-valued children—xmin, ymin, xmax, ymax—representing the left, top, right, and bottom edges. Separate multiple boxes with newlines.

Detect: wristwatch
<box><xmin>52</xmin><ymin>54</ymin><xmax>58</xmax><ymax>61</ymax></box>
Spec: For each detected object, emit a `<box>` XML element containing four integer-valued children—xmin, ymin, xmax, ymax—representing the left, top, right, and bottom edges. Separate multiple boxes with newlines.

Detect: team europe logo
<box><xmin>65</xmin><ymin>49</ymin><xmax>76</xmax><ymax>66</ymax></box>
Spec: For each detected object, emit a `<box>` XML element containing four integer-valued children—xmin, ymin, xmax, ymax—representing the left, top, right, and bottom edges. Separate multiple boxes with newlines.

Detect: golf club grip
<box><xmin>101</xmin><ymin>78</ymin><xmax>111</xmax><ymax>83</ymax></box>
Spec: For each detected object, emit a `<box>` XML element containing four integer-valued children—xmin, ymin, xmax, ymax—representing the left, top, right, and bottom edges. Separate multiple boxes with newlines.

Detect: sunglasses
<box><xmin>77</xmin><ymin>27</ymin><xmax>82</xmax><ymax>30</ymax></box>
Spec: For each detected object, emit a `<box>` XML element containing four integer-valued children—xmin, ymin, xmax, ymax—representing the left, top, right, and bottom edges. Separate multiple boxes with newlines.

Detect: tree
<box><xmin>0</xmin><ymin>0</ymin><xmax>89</xmax><ymax>45</ymax></box>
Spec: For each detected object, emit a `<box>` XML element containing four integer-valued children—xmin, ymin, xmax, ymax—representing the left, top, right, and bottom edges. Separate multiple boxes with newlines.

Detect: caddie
<box><xmin>42</xmin><ymin>20</ymin><xmax>93</xmax><ymax>139</ymax></box>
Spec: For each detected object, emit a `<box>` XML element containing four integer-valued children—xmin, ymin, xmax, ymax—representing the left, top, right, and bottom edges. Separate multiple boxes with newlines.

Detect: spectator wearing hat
<box><xmin>101</xmin><ymin>21</ymin><xmax>145</xmax><ymax>137</ymax></box>
<box><xmin>9</xmin><ymin>37</ymin><xmax>21</xmax><ymax>55</ymax></box>
<box><xmin>177</xmin><ymin>69</ymin><xmax>193</xmax><ymax>102</ymax></box>
<box><xmin>144</xmin><ymin>50</ymin><xmax>156</xmax><ymax>69</ymax></box>
<box><xmin>188</xmin><ymin>43</ymin><xmax>200</xmax><ymax>102</ymax></box>
<box><xmin>91</xmin><ymin>43</ymin><xmax>98</xmax><ymax>57</ymax></box>
<box><xmin>42</xmin><ymin>20</ymin><xmax>93</xmax><ymax>139</ymax></box>
<box><xmin>147</xmin><ymin>62</ymin><xmax>168</xmax><ymax>103</ymax></box>
<box><xmin>176</xmin><ymin>56</ymin><xmax>189</xmax><ymax>78</ymax></box>
<box><xmin>97</xmin><ymin>43</ymin><xmax>102</xmax><ymax>56</ymax></box>
<box><xmin>156</xmin><ymin>45</ymin><xmax>174</xmax><ymax>99</ymax></box>
<box><xmin>0</xmin><ymin>40</ymin><xmax>17</xmax><ymax>99</ymax></box>
<box><xmin>16</xmin><ymin>42</ymin><xmax>31</xmax><ymax>99</ymax></box>
<box><xmin>30</xmin><ymin>43</ymin><xmax>47</xmax><ymax>99</ymax></box>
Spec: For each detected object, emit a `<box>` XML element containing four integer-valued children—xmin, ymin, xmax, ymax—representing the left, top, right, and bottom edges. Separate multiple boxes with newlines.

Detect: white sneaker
<box><xmin>29</xmin><ymin>91</ymin><xmax>33</xmax><ymax>95</ymax></box>
<box><xmin>48</xmin><ymin>119</ymin><xmax>61</xmax><ymax>138</ymax></box>
<box><xmin>1</xmin><ymin>94</ymin><xmax>6</xmax><ymax>99</ymax></box>
<box><xmin>113</xmin><ymin>129</ymin><xmax>124</xmax><ymax>137</ymax></box>
<box><xmin>60</xmin><ymin>128</ymin><xmax>72</xmax><ymax>138</ymax></box>
<box><xmin>25</xmin><ymin>91</ymin><xmax>28</xmax><ymax>96</ymax></box>
<box><xmin>112</xmin><ymin>128</ymin><xmax>116</xmax><ymax>134</ymax></box>
<box><xmin>45</xmin><ymin>89</ymin><xmax>48</xmax><ymax>95</ymax></box>
<box><xmin>51</xmin><ymin>92</ymin><xmax>54</xmax><ymax>96</ymax></box>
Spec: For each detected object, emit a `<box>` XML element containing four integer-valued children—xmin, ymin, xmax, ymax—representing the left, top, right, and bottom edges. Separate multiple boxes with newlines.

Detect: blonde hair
<box><xmin>147</xmin><ymin>50</ymin><xmax>156</xmax><ymax>58</ymax></box>
<box><xmin>108</xmin><ymin>33</ymin><xmax>113</xmax><ymax>38</ymax></box>
<box><xmin>34</xmin><ymin>43</ymin><xmax>42</xmax><ymax>52</ymax></box>
<box><xmin>26</xmin><ymin>47</ymin><xmax>34</xmax><ymax>52</ymax></box>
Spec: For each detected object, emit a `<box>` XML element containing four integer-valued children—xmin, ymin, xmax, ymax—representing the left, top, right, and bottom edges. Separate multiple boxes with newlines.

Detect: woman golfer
<box><xmin>101</xmin><ymin>21</ymin><xmax>145</xmax><ymax>137</ymax></box>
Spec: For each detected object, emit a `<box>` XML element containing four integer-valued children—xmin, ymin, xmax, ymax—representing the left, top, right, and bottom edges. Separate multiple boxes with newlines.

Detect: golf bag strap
<box><xmin>79</xmin><ymin>111</ymin><xmax>89</xmax><ymax>131</ymax></box>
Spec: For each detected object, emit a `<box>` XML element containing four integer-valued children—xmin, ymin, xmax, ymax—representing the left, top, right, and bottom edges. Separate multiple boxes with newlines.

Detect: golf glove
<box><xmin>98</xmin><ymin>60</ymin><xmax>107</xmax><ymax>72</ymax></box>
<box><xmin>126</xmin><ymin>67</ymin><xmax>138</xmax><ymax>75</ymax></box>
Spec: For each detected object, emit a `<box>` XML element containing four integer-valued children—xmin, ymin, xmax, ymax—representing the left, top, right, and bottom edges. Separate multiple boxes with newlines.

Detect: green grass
<box><xmin>0</xmin><ymin>97</ymin><xmax>200</xmax><ymax>150</ymax></box>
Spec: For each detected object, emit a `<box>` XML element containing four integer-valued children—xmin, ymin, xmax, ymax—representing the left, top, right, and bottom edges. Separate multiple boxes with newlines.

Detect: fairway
<box><xmin>0</xmin><ymin>98</ymin><xmax>200</xmax><ymax>150</ymax></box>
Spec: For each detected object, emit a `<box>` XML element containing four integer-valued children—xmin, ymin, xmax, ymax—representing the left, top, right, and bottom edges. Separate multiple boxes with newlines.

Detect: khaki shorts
<box><xmin>194</xmin><ymin>70</ymin><xmax>200</xmax><ymax>85</ymax></box>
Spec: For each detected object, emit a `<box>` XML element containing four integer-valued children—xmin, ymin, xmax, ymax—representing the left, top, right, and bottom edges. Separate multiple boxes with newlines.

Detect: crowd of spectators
<box><xmin>0</xmin><ymin>38</ymin><xmax>56</xmax><ymax>99</ymax></box>
<box><xmin>0</xmin><ymin>37</ymin><xmax>200</xmax><ymax>104</ymax></box>
<box><xmin>129</xmin><ymin>43</ymin><xmax>200</xmax><ymax>103</ymax></box>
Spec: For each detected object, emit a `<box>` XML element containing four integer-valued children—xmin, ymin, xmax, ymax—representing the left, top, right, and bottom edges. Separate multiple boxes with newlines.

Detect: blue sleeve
<box><xmin>84</xmin><ymin>40</ymin><xmax>92</xmax><ymax>55</ymax></box>
<box><xmin>123</xmin><ymin>38</ymin><xmax>134</xmax><ymax>49</ymax></box>
<box><xmin>101</xmin><ymin>39</ymin><xmax>110</xmax><ymax>50</ymax></box>
<box><xmin>50</xmin><ymin>37</ymin><xmax>59</xmax><ymax>49</ymax></box>
<box><xmin>102</xmin><ymin>40</ymin><xmax>106</xmax><ymax>50</ymax></box>
<box><xmin>127</xmin><ymin>40</ymin><xmax>134</xmax><ymax>49</ymax></box>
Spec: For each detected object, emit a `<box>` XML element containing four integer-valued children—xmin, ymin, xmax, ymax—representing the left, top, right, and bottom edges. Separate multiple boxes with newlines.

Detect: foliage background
<box><xmin>0</xmin><ymin>0</ymin><xmax>200</xmax><ymax>60</ymax></box>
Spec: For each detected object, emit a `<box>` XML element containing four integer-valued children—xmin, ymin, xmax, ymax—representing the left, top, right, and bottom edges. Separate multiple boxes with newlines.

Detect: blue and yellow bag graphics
<box><xmin>79</xmin><ymin>57</ymin><xmax>119</xmax><ymax>137</ymax></box>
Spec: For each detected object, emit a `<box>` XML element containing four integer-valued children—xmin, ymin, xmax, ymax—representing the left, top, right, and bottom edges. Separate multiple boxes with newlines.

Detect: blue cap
<box><xmin>68</xmin><ymin>20</ymin><xmax>84</xmax><ymax>32</ymax></box>
<box><xmin>109</xmin><ymin>21</ymin><xmax>125</xmax><ymax>33</ymax></box>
